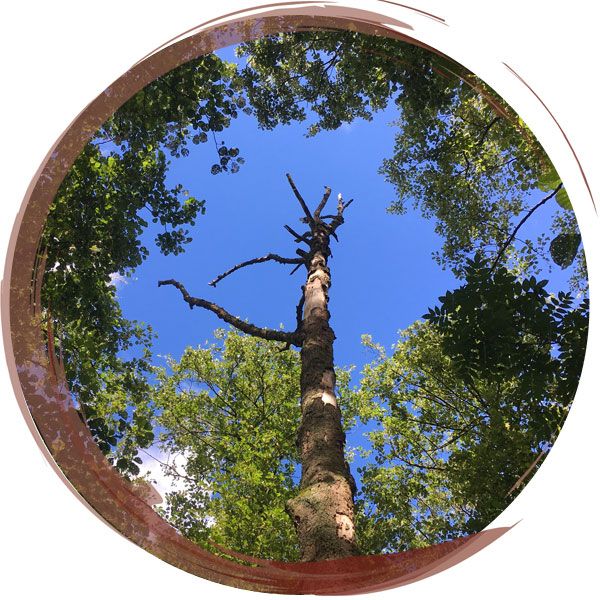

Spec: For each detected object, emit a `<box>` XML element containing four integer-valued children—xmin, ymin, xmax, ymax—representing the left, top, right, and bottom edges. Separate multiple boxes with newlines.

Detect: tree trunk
<box><xmin>286</xmin><ymin>223</ymin><xmax>358</xmax><ymax>561</ymax></box>
<box><xmin>161</xmin><ymin>175</ymin><xmax>357</xmax><ymax>561</ymax></box>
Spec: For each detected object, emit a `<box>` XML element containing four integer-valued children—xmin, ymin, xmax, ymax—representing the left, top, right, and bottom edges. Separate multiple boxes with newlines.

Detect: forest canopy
<box><xmin>40</xmin><ymin>29</ymin><xmax>588</xmax><ymax>561</ymax></box>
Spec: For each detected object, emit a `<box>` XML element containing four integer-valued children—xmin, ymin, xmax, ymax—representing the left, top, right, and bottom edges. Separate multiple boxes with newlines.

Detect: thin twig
<box><xmin>289</xmin><ymin>262</ymin><xmax>304</xmax><ymax>276</ymax></box>
<box><xmin>284</xmin><ymin>224</ymin><xmax>311</xmax><ymax>244</ymax></box>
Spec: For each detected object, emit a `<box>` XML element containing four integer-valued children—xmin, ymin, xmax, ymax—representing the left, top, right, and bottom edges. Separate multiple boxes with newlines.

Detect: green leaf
<box><xmin>549</xmin><ymin>232</ymin><xmax>581</xmax><ymax>268</ymax></box>
<box><xmin>555</xmin><ymin>186</ymin><xmax>572</xmax><ymax>210</ymax></box>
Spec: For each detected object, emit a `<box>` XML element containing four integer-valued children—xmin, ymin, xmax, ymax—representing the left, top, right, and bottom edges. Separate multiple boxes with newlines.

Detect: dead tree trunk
<box><xmin>284</xmin><ymin>176</ymin><xmax>357</xmax><ymax>561</ymax></box>
<box><xmin>159</xmin><ymin>174</ymin><xmax>357</xmax><ymax>561</ymax></box>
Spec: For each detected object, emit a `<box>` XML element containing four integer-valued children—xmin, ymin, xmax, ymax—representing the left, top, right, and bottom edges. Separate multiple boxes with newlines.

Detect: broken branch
<box><xmin>158</xmin><ymin>279</ymin><xmax>302</xmax><ymax>346</ymax></box>
<box><xmin>209</xmin><ymin>253</ymin><xmax>302</xmax><ymax>287</ymax></box>
<box><xmin>314</xmin><ymin>186</ymin><xmax>332</xmax><ymax>219</ymax></box>
<box><xmin>489</xmin><ymin>183</ymin><xmax>563</xmax><ymax>274</ymax></box>
<box><xmin>322</xmin><ymin>220</ymin><xmax>340</xmax><ymax>241</ymax></box>
<box><xmin>286</xmin><ymin>173</ymin><xmax>314</xmax><ymax>224</ymax></box>
<box><xmin>284</xmin><ymin>224</ymin><xmax>311</xmax><ymax>244</ymax></box>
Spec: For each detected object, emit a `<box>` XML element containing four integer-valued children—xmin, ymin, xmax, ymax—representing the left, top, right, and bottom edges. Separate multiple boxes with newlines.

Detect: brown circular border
<box><xmin>2</xmin><ymin>7</ymin><xmax>524</xmax><ymax>595</ymax></box>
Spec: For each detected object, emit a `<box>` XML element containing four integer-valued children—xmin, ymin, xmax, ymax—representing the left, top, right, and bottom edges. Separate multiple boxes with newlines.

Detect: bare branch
<box><xmin>477</xmin><ymin>115</ymin><xmax>501</xmax><ymax>147</ymax></box>
<box><xmin>321</xmin><ymin>220</ymin><xmax>340</xmax><ymax>241</ymax></box>
<box><xmin>209</xmin><ymin>253</ymin><xmax>302</xmax><ymax>287</ymax></box>
<box><xmin>286</xmin><ymin>173</ymin><xmax>314</xmax><ymax>224</ymax></box>
<box><xmin>296</xmin><ymin>286</ymin><xmax>305</xmax><ymax>331</ymax></box>
<box><xmin>284</xmin><ymin>224</ymin><xmax>311</xmax><ymax>244</ymax></box>
<box><xmin>314</xmin><ymin>186</ymin><xmax>332</xmax><ymax>219</ymax></box>
<box><xmin>158</xmin><ymin>279</ymin><xmax>302</xmax><ymax>346</ymax></box>
<box><xmin>289</xmin><ymin>262</ymin><xmax>304</xmax><ymax>276</ymax></box>
<box><xmin>140</xmin><ymin>448</ymin><xmax>200</xmax><ymax>485</ymax></box>
<box><xmin>506</xmin><ymin>449</ymin><xmax>546</xmax><ymax>497</ymax></box>
<box><xmin>321</xmin><ymin>193</ymin><xmax>354</xmax><ymax>239</ymax></box>
<box><xmin>489</xmin><ymin>183</ymin><xmax>563</xmax><ymax>274</ymax></box>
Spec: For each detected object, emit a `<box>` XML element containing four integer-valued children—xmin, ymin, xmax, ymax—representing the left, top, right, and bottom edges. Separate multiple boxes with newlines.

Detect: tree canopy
<box><xmin>153</xmin><ymin>330</ymin><xmax>302</xmax><ymax>560</ymax></box>
<box><xmin>39</xmin><ymin>29</ymin><xmax>589</xmax><ymax>559</ymax></box>
<box><xmin>236</xmin><ymin>31</ymin><xmax>585</xmax><ymax>287</ymax></box>
<box><xmin>40</xmin><ymin>53</ymin><xmax>245</xmax><ymax>474</ymax></box>
<box><xmin>352</xmin><ymin>257</ymin><xmax>587</xmax><ymax>551</ymax></box>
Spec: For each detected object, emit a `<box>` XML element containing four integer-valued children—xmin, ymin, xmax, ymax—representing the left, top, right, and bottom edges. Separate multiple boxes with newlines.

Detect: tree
<box><xmin>236</xmin><ymin>31</ymin><xmax>586</xmax><ymax>288</ymax></box>
<box><xmin>41</xmin><ymin>53</ymin><xmax>247</xmax><ymax>473</ymax></box>
<box><xmin>40</xmin><ymin>29</ymin><xmax>588</xmax><ymax>561</ymax></box>
<box><xmin>153</xmin><ymin>329</ymin><xmax>303</xmax><ymax>561</ymax></box>
<box><xmin>352</xmin><ymin>256</ymin><xmax>588</xmax><ymax>551</ymax></box>
<box><xmin>159</xmin><ymin>174</ymin><xmax>357</xmax><ymax>561</ymax></box>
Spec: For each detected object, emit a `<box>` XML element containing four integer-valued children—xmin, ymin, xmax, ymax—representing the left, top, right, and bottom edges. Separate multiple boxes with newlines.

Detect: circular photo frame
<box><xmin>2</xmin><ymin>2</ymin><xmax>596</xmax><ymax>596</ymax></box>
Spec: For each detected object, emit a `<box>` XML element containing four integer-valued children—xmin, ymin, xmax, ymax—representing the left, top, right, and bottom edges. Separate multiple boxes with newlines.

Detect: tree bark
<box><xmin>285</xmin><ymin>221</ymin><xmax>358</xmax><ymax>561</ymax></box>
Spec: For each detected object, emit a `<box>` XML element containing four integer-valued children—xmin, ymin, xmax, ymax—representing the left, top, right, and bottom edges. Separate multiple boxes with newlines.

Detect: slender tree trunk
<box><xmin>286</xmin><ymin>223</ymin><xmax>358</xmax><ymax>561</ymax></box>
<box><xmin>160</xmin><ymin>175</ymin><xmax>357</xmax><ymax>562</ymax></box>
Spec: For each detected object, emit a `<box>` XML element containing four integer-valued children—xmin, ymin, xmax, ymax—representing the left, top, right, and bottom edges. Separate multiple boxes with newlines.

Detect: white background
<box><xmin>1</xmin><ymin>1</ymin><xmax>598</xmax><ymax>598</ymax></box>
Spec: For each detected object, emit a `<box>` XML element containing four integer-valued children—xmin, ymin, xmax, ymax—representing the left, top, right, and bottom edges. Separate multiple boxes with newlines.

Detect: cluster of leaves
<box><xmin>41</xmin><ymin>143</ymin><xmax>204</xmax><ymax>474</ymax></box>
<box><xmin>210</xmin><ymin>141</ymin><xmax>245</xmax><ymax>175</ymax></box>
<box><xmin>153</xmin><ymin>330</ymin><xmax>303</xmax><ymax>560</ymax></box>
<box><xmin>350</xmin><ymin>257</ymin><xmax>588</xmax><ymax>552</ymax></box>
<box><xmin>425</xmin><ymin>254</ymin><xmax>587</xmax><ymax>411</ymax></box>
<box><xmin>235</xmin><ymin>31</ymin><xmax>453</xmax><ymax>136</ymax></box>
<box><xmin>104</xmin><ymin>52</ymin><xmax>246</xmax><ymax>158</ymax></box>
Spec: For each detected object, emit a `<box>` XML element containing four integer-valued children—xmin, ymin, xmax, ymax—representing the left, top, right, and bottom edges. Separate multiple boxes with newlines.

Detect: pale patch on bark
<box><xmin>321</xmin><ymin>391</ymin><xmax>336</xmax><ymax>406</ymax></box>
<box><xmin>336</xmin><ymin>513</ymin><xmax>355</xmax><ymax>542</ymax></box>
<box><xmin>308</xmin><ymin>268</ymin><xmax>328</xmax><ymax>283</ymax></box>
<box><xmin>304</xmin><ymin>286</ymin><xmax>326</xmax><ymax>317</ymax></box>
<box><xmin>320</xmin><ymin>370</ymin><xmax>337</xmax><ymax>406</ymax></box>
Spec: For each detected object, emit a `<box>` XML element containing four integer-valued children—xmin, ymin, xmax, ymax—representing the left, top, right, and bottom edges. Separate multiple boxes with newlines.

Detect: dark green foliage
<box><xmin>549</xmin><ymin>232</ymin><xmax>581</xmax><ymax>269</ymax></box>
<box><xmin>356</xmin><ymin>257</ymin><xmax>587</xmax><ymax>548</ymax></box>
<box><xmin>424</xmin><ymin>254</ymin><xmax>587</xmax><ymax>412</ymax></box>
<box><xmin>236</xmin><ymin>30</ymin><xmax>454</xmax><ymax>135</ymax></box>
